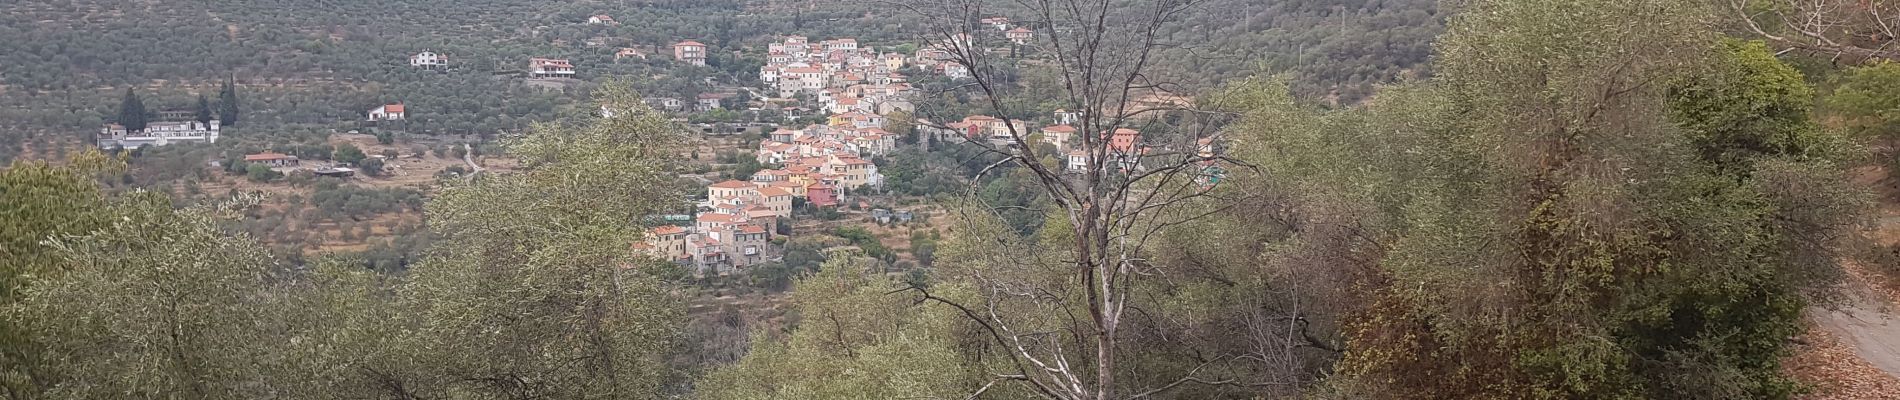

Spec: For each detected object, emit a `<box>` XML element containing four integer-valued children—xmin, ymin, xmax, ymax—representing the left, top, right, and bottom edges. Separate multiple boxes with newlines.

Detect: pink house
<box><xmin>806</xmin><ymin>184</ymin><xmax>839</xmax><ymax>207</ymax></box>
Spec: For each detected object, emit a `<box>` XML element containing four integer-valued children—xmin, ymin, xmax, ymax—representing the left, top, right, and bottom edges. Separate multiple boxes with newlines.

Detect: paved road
<box><xmin>1813</xmin><ymin>282</ymin><xmax>1900</xmax><ymax>377</ymax></box>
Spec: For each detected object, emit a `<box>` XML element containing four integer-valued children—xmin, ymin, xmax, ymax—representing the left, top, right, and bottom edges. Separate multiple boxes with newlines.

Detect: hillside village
<box><xmin>85</xmin><ymin>12</ymin><xmax>1081</xmax><ymax>280</ymax></box>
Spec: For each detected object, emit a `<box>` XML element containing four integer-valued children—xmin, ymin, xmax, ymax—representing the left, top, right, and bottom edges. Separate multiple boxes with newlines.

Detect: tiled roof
<box><xmin>709</xmin><ymin>180</ymin><xmax>756</xmax><ymax>189</ymax></box>
<box><xmin>757</xmin><ymin>187</ymin><xmax>791</xmax><ymax>197</ymax></box>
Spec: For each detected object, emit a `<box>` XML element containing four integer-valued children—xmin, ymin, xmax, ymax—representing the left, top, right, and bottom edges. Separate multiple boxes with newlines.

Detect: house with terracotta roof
<box><xmin>674</xmin><ymin>40</ymin><xmax>708</xmax><ymax>66</ymax></box>
<box><xmin>830</xmin><ymin>112</ymin><xmax>884</xmax><ymax>129</ymax></box>
<box><xmin>730</xmin><ymin>224</ymin><xmax>774</xmax><ymax>267</ymax></box>
<box><xmin>824</xmin><ymin>154</ymin><xmax>880</xmax><ymax>189</ymax></box>
<box><xmin>642</xmin><ymin>225</ymin><xmax>690</xmax><ymax>261</ymax></box>
<box><xmin>756</xmin><ymin>186</ymin><xmax>794</xmax><ymax>218</ymax></box>
<box><xmin>708</xmin><ymin>180</ymin><xmax>756</xmax><ymax>201</ymax></box>
<box><xmin>685</xmin><ymin>234</ymin><xmax>729</xmax><ymax>272</ymax></box>
<box><xmin>588</xmin><ymin>15</ymin><xmax>617</xmax><ymax>24</ymax></box>
<box><xmin>750</xmin><ymin>168</ymin><xmax>791</xmax><ymax>184</ymax></box>
<box><xmin>368</xmin><ymin>103</ymin><xmax>406</xmax><ymax>121</ymax></box>
<box><xmin>1109</xmin><ymin>128</ymin><xmax>1140</xmax><ymax>154</ymax></box>
<box><xmin>529</xmin><ymin>58</ymin><xmax>575</xmax><ymax>78</ymax></box>
<box><xmin>1007</xmin><ymin>27</ymin><xmax>1036</xmax><ymax>45</ymax></box>
<box><xmin>1042</xmin><ymin>124</ymin><xmax>1076</xmax><ymax>151</ymax></box>
<box><xmin>696</xmin><ymin>212</ymin><xmax>739</xmax><ymax>234</ymax></box>
<box><xmin>807</xmin><ymin>183</ymin><xmax>839</xmax><ymax>207</ymax></box>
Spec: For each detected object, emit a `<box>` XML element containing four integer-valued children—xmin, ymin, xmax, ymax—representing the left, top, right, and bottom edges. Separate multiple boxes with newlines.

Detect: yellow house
<box><xmin>769</xmin><ymin>181</ymin><xmax>808</xmax><ymax>197</ymax></box>
<box><xmin>708</xmin><ymin>180</ymin><xmax>756</xmax><ymax>201</ymax></box>
<box><xmin>643</xmin><ymin>225</ymin><xmax>689</xmax><ymax>260</ymax></box>
<box><xmin>826</xmin><ymin>155</ymin><xmax>875</xmax><ymax>189</ymax></box>
<box><xmin>756</xmin><ymin>186</ymin><xmax>795</xmax><ymax>217</ymax></box>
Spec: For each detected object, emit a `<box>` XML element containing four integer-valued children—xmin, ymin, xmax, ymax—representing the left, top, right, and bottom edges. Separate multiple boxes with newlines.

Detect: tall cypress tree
<box><xmin>218</xmin><ymin>77</ymin><xmax>240</xmax><ymax>126</ymax></box>
<box><xmin>118</xmin><ymin>88</ymin><xmax>147</xmax><ymax>132</ymax></box>
<box><xmin>194</xmin><ymin>94</ymin><xmax>213</xmax><ymax>126</ymax></box>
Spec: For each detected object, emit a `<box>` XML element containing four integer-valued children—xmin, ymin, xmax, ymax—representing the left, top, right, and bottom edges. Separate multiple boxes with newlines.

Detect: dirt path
<box><xmin>463</xmin><ymin>143</ymin><xmax>485</xmax><ymax>174</ymax></box>
<box><xmin>1811</xmin><ymin>283</ymin><xmax>1900</xmax><ymax>377</ymax></box>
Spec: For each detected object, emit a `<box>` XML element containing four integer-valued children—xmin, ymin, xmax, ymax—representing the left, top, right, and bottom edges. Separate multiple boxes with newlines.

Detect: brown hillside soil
<box><xmin>1787</xmin><ymin>323</ymin><xmax>1900</xmax><ymax>400</ymax></box>
<box><xmin>1786</xmin><ymin>163</ymin><xmax>1900</xmax><ymax>397</ymax></box>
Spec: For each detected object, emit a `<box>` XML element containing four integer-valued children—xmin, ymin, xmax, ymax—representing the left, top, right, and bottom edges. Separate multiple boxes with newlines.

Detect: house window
<box><xmin>744</xmin><ymin>246</ymin><xmax>758</xmax><ymax>255</ymax></box>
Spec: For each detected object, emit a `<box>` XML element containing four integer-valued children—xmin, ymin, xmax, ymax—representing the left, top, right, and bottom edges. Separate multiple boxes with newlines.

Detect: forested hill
<box><xmin>1158</xmin><ymin>0</ymin><xmax>1441</xmax><ymax>104</ymax></box>
<box><xmin>0</xmin><ymin>0</ymin><xmax>1439</xmax><ymax>163</ymax></box>
<box><xmin>1</xmin><ymin>0</ymin><xmax>761</xmax><ymax>89</ymax></box>
<box><xmin>0</xmin><ymin>0</ymin><xmax>1437</xmax><ymax>96</ymax></box>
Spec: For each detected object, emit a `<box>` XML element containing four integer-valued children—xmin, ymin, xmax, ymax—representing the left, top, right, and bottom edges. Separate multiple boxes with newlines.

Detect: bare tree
<box><xmin>882</xmin><ymin>0</ymin><xmax>1312</xmax><ymax>398</ymax></box>
<box><xmin>1729</xmin><ymin>0</ymin><xmax>1900</xmax><ymax>61</ymax></box>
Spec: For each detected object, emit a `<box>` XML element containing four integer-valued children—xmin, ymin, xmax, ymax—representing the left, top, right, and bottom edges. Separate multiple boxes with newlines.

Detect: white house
<box><xmin>940</xmin><ymin>63</ymin><xmax>971</xmax><ymax>79</ymax></box>
<box><xmin>981</xmin><ymin>17</ymin><xmax>1012</xmax><ymax>31</ymax></box>
<box><xmin>1007</xmin><ymin>27</ymin><xmax>1035</xmax><ymax>45</ymax></box>
<box><xmin>98</xmin><ymin>120</ymin><xmax>220</xmax><ymax>149</ymax></box>
<box><xmin>588</xmin><ymin>15</ymin><xmax>617</xmax><ymax>24</ymax></box>
<box><xmin>369</xmin><ymin>103</ymin><xmax>406</xmax><ymax>121</ymax></box>
<box><xmin>530</xmin><ymin>58</ymin><xmax>576</xmax><ymax>78</ymax></box>
<box><xmin>759</xmin><ymin>66</ymin><xmax>781</xmax><ymax>83</ymax></box>
<box><xmin>1066</xmin><ymin>150</ymin><xmax>1089</xmax><ymax>172</ymax></box>
<box><xmin>410</xmin><ymin>51</ymin><xmax>447</xmax><ymax>69</ymax></box>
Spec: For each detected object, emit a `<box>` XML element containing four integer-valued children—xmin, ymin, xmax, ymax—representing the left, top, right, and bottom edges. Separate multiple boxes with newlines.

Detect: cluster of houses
<box><xmin>978</xmin><ymin>16</ymin><xmax>1037</xmax><ymax>45</ymax></box>
<box><xmin>639</xmin><ymin>179</ymin><xmax>796</xmax><ymax>274</ymax></box>
<box><xmin>919</xmin><ymin>110</ymin><xmax>1145</xmax><ymax>173</ymax></box>
<box><xmin>759</xmin><ymin>36</ymin><xmax>918</xmax><ymax>102</ymax></box>
<box><xmin>907</xmin><ymin>17</ymin><xmax>1038</xmax><ymax>78</ymax></box>
<box><xmin>644</xmin><ymin>115</ymin><xmax>899</xmax><ymax>273</ymax></box>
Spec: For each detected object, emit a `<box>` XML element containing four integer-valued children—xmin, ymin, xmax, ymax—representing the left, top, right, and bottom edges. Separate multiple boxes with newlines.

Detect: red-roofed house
<box><xmin>769</xmin><ymin>181</ymin><xmax>807</xmax><ymax>197</ymax></box>
<box><xmin>807</xmin><ymin>184</ymin><xmax>839</xmax><ymax>207</ymax></box>
<box><xmin>674</xmin><ymin>41</ymin><xmax>708</xmax><ymax>66</ymax></box>
<box><xmin>530</xmin><ymin>58</ymin><xmax>575</xmax><ymax>78</ymax></box>
<box><xmin>643</xmin><ymin>225</ymin><xmax>689</xmax><ymax>261</ymax></box>
<box><xmin>697</xmin><ymin>212</ymin><xmax>738</xmax><ymax>233</ymax></box>
<box><xmin>730</xmin><ymin>224</ymin><xmax>773</xmax><ymax>267</ymax></box>
<box><xmin>1109</xmin><ymin>128</ymin><xmax>1140</xmax><ymax>153</ymax></box>
<box><xmin>588</xmin><ymin>15</ymin><xmax>617</xmax><ymax>24</ymax></box>
<box><xmin>1042</xmin><ymin>125</ymin><xmax>1076</xmax><ymax>151</ymax></box>
<box><xmin>1007</xmin><ymin>27</ymin><xmax>1035</xmax><ymax>45</ymax></box>
<box><xmin>756</xmin><ymin>186</ymin><xmax>793</xmax><ymax>217</ymax></box>
<box><xmin>369</xmin><ymin>103</ymin><xmax>406</xmax><ymax>121</ymax></box>
<box><xmin>709</xmin><ymin>180</ymin><xmax>756</xmax><ymax>199</ymax></box>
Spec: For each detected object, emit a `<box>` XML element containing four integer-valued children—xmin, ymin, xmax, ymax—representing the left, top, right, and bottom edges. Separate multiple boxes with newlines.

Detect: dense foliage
<box><xmin>0</xmin><ymin>0</ymin><xmax>1890</xmax><ymax>398</ymax></box>
<box><xmin>0</xmin><ymin>85</ymin><xmax>695</xmax><ymax>398</ymax></box>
